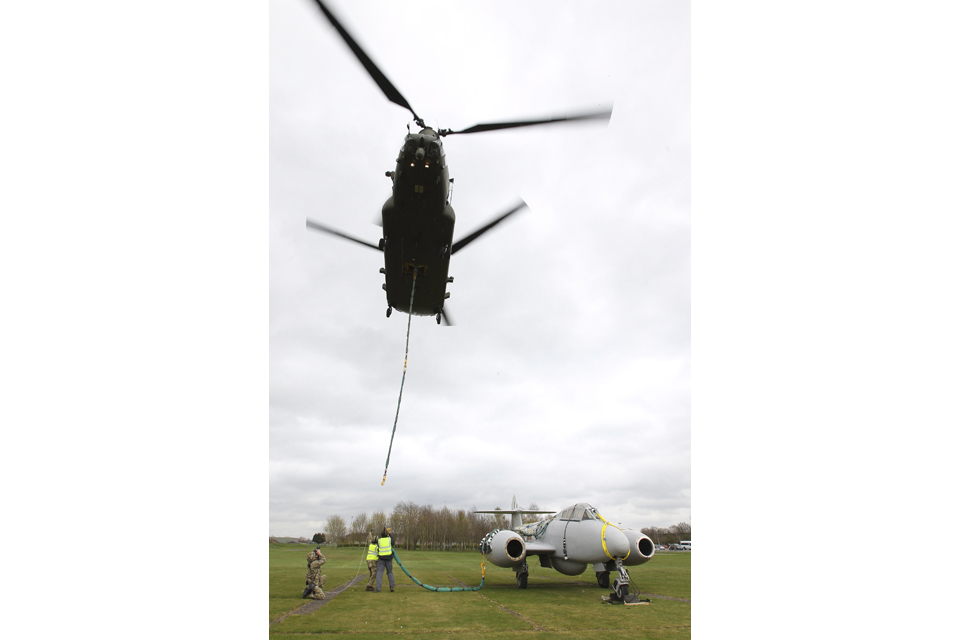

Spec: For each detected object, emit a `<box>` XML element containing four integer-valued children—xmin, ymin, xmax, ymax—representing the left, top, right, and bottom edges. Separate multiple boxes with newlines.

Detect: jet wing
<box><xmin>522</xmin><ymin>540</ymin><xmax>556</xmax><ymax>556</ymax></box>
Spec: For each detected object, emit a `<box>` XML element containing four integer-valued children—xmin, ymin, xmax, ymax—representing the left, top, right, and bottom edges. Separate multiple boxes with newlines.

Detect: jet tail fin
<box><xmin>474</xmin><ymin>495</ymin><xmax>555</xmax><ymax>530</ymax></box>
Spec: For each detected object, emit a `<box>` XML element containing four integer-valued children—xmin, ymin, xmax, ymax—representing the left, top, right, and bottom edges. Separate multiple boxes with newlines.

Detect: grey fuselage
<box><xmin>519</xmin><ymin>504</ymin><xmax>633</xmax><ymax>574</ymax></box>
<box><xmin>481</xmin><ymin>502</ymin><xmax>655</xmax><ymax>578</ymax></box>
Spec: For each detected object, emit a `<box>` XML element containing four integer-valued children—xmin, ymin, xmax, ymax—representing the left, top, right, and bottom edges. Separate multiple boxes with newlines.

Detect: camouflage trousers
<box><xmin>366</xmin><ymin>559</ymin><xmax>377</xmax><ymax>588</ymax></box>
<box><xmin>305</xmin><ymin>561</ymin><xmax>327</xmax><ymax>599</ymax></box>
<box><xmin>304</xmin><ymin>573</ymin><xmax>327</xmax><ymax>599</ymax></box>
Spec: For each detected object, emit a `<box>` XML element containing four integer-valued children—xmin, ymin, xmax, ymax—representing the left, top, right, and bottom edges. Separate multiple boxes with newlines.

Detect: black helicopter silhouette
<box><xmin>305</xmin><ymin>0</ymin><xmax>612</xmax><ymax>325</ymax></box>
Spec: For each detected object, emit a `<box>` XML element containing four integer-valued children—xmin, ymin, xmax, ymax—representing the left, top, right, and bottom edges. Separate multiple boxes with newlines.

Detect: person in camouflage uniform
<box><xmin>302</xmin><ymin>547</ymin><xmax>327</xmax><ymax>599</ymax></box>
<box><xmin>365</xmin><ymin>531</ymin><xmax>378</xmax><ymax>591</ymax></box>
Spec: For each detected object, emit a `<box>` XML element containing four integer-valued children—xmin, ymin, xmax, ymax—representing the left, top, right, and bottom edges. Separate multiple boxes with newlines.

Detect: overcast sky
<box><xmin>5</xmin><ymin>2</ymin><xmax>959</xmax><ymax>638</ymax></box>
<box><xmin>270</xmin><ymin>0</ymin><xmax>691</xmax><ymax>537</ymax></box>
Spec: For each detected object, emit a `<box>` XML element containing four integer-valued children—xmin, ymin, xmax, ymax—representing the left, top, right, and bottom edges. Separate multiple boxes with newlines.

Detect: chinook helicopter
<box><xmin>304</xmin><ymin>0</ymin><xmax>612</xmax><ymax>324</ymax></box>
<box><xmin>476</xmin><ymin>496</ymin><xmax>655</xmax><ymax>601</ymax></box>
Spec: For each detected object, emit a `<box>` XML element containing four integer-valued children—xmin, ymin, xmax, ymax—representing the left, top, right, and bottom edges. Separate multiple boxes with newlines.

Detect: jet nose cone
<box><xmin>605</xmin><ymin>526</ymin><xmax>630</xmax><ymax>558</ymax></box>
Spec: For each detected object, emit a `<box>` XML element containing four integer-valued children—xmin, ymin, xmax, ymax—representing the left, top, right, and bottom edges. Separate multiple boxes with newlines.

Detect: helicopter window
<box><xmin>403</xmin><ymin>139</ymin><xmax>417</xmax><ymax>154</ymax></box>
<box><xmin>428</xmin><ymin>141</ymin><xmax>440</xmax><ymax>157</ymax></box>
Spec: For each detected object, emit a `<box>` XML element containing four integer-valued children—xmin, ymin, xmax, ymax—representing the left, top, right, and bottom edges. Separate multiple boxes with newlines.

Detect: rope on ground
<box><xmin>351</xmin><ymin>543</ymin><xmax>368</xmax><ymax>581</ymax></box>
<box><xmin>381</xmin><ymin>270</ymin><xmax>417</xmax><ymax>486</ymax></box>
<box><xmin>392</xmin><ymin>549</ymin><xmax>485</xmax><ymax>592</ymax></box>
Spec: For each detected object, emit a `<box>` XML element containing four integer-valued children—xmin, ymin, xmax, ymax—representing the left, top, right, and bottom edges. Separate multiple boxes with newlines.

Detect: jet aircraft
<box><xmin>476</xmin><ymin>496</ymin><xmax>655</xmax><ymax>600</ymax></box>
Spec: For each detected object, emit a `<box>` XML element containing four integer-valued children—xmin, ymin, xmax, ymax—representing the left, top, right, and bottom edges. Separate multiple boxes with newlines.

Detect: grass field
<box><xmin>270</xmin><ymin>543</ymin><xmax>691</xmax><ymax>638</ymax></box>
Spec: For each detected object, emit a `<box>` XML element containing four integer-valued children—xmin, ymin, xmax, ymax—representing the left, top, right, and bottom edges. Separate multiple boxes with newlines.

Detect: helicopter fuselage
<box><xmin>381</xmin><ymin>127</ymin><xmax>455</xmax><ymax>316</ymax></box>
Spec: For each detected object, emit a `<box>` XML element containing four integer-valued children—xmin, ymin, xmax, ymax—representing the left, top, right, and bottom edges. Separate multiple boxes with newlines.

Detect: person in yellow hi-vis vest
<box><xmin>364</xmin><ymin>531</ymin><xmax>378</xmax><ymax>592</ymax></box>
<box><xmin>374</xmin><ymin>526</ymin><xmax>396</xmax><ymax>592</ymax></box>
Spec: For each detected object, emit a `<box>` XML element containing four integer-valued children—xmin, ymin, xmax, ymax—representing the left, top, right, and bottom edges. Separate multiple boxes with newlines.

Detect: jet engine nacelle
<box><xmin>620</xmin><ymin>528</ymin><xmax>656</xmax><ymax>566</ymax></box>
<box><xmin>480</xmin><ymin>529</ymin><xmax>526</xmax><ymax>568</ymax></box>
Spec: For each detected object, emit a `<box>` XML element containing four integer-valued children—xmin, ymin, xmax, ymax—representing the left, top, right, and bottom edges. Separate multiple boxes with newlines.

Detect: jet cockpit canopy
<box><xmin>557</xmin><ymin>503</ymin><xmax>599</xmax><ymax>521</ymax></box>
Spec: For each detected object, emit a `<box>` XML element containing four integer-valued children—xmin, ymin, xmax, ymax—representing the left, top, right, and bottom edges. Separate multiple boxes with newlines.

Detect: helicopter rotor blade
<box><xmin>450</xmin><ymin>200</ymin><xmax>527</xmax><ymax>255</ymax></box>
<box><xmin>310</xmin><ymin>0</ymin><xmax>423</xmax><ymax>126</ymax></box>
<box><xmin>440</xmin><ymin>306</ymin><xmax>454</xmax><ymax>326</ymax></box>
<box><xmin>306</xmin><ymin>218</ymin><xmax>383</xmax><ymax>251</ymax></box>
<box><xmin>439</xmin><ymin>107</ymin><xmax>612</xmax><ymax>136</ymax></box>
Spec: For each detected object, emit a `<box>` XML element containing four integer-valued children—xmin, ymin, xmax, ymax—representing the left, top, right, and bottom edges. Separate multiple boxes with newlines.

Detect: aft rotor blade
<box><xmin>311</xmin><ymin>0</ymin><xmax>422</xmax><ymax>124</ymax></box>
<box><xmin>306</xmin><ymin>218</ymin><xmax>382</xmax><ymax>251</ymax></box>
<box><xmin>440</xmin><ymin>108</ymin><xmax>612</xmax><ymax>136</ymax></box>
<box><xmin>451</xmin><ymin>200</ymin><xmax>527</xmax><ymax>255</ymax></box>
<box><xmin>440</xmin><ymin>306</ymin><xmax>454</xmax><ymax>326</ymax></box>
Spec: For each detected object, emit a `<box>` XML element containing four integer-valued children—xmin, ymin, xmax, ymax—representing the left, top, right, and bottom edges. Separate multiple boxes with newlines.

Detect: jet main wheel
<box><xmin>596</xmin><ymin>571</ymin><xmax>610</xmax><ymax>589</ymax></box>
<box><xmin>517</xmin><ymin>573</ymin><xmax>528</xmax><ymax>589</ymax></box>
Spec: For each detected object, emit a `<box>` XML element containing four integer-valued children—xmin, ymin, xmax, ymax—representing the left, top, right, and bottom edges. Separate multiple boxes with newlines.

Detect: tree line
<box><xmin>639</xmin><ymin>522</ymin><xmax>692</xmax><ymax>546</ymax></box>
<box><xmin>312</xmin><ymin>501</ymin><xmax>690</xmax><ymax>551</ymax></box>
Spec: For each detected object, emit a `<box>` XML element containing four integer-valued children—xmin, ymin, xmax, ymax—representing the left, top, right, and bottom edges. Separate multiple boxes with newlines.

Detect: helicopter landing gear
<box><xmin>386</xmin><ymin>307</ymin><xmax>392</xmax><ymax>318</ymax></box>
<box><xmin>516</xmin><ymin>560</ymin><xmax>529</xmax><ymax>589</ymax></box>
<box><xmin>596</xmin><ymin>571</ymin><xmax>610</xmax><ymax>589</ymax></box>
<box><xmin>436</xmin><ymin>312</ymin><xmax>441</xmax><ymax>324</ymax></box>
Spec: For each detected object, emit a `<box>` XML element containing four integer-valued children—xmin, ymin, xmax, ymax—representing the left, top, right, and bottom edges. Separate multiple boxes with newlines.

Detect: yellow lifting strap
<box><xmin>596</xmin><ymin>510</ymin><xmax>631</xmax><ymax>561</ymax></box>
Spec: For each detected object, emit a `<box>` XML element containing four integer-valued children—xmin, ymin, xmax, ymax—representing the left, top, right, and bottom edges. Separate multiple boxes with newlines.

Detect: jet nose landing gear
<box><xmin>611</xmin><ymin>558</ymin><xmax>630</xmax><ymax>601</ymax></box>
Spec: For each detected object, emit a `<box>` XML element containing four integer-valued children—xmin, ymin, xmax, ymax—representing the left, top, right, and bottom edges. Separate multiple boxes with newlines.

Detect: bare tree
<box><xmin>666</xmin><ymin>523</ymin><xmax>692</xmax><ymax>544</ymax></box>
<box><xmin>389</xmin><ymin>502</ymin><xmax>406</xmax><ymax>548</ymax></box>
<box><xmin>420</xmin><ymin>504</ymin><xmax>436</xmax><ymax>550</ymax></box>
<box><xmin>438</xmin><ymin>506</ymin><xmax>453</xmax><ymax>550</ymax></box>
<box><xmin>351</xmin><ymin>512</ymin><xmax>369</xmax><ymax>545</ymax></box>
<box><xmin>454</xmin><ymin>509</ymin><xmax>470</xmax><ymax>551</ymax></box>
<box><xmin>471</xmin><ymin>510</ymin><xmax>494</xmax><ymax>545</ymax></box>
<box><xmin>370</xmin><ymin>510</ymin><xmax>387</xmax><ymax>536</ymax></box>
<box><xmin>392</xmin><ymin>501</ymin><xmax>422</xmax><ymax>550</ymax></box>
<box><xmin>490</xmin><ymin>506</ymin><xmax>508</xmax><ymax>530</ymax></box>
<box><xmin>522</xmin><ymin>502</ymin><xmax>542</xmax><ymax>524</ymax></box>
<box><xmin>325</xmin><ymin>514</ymin><xmax>347</xmax><ymax>545</ymax></box>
